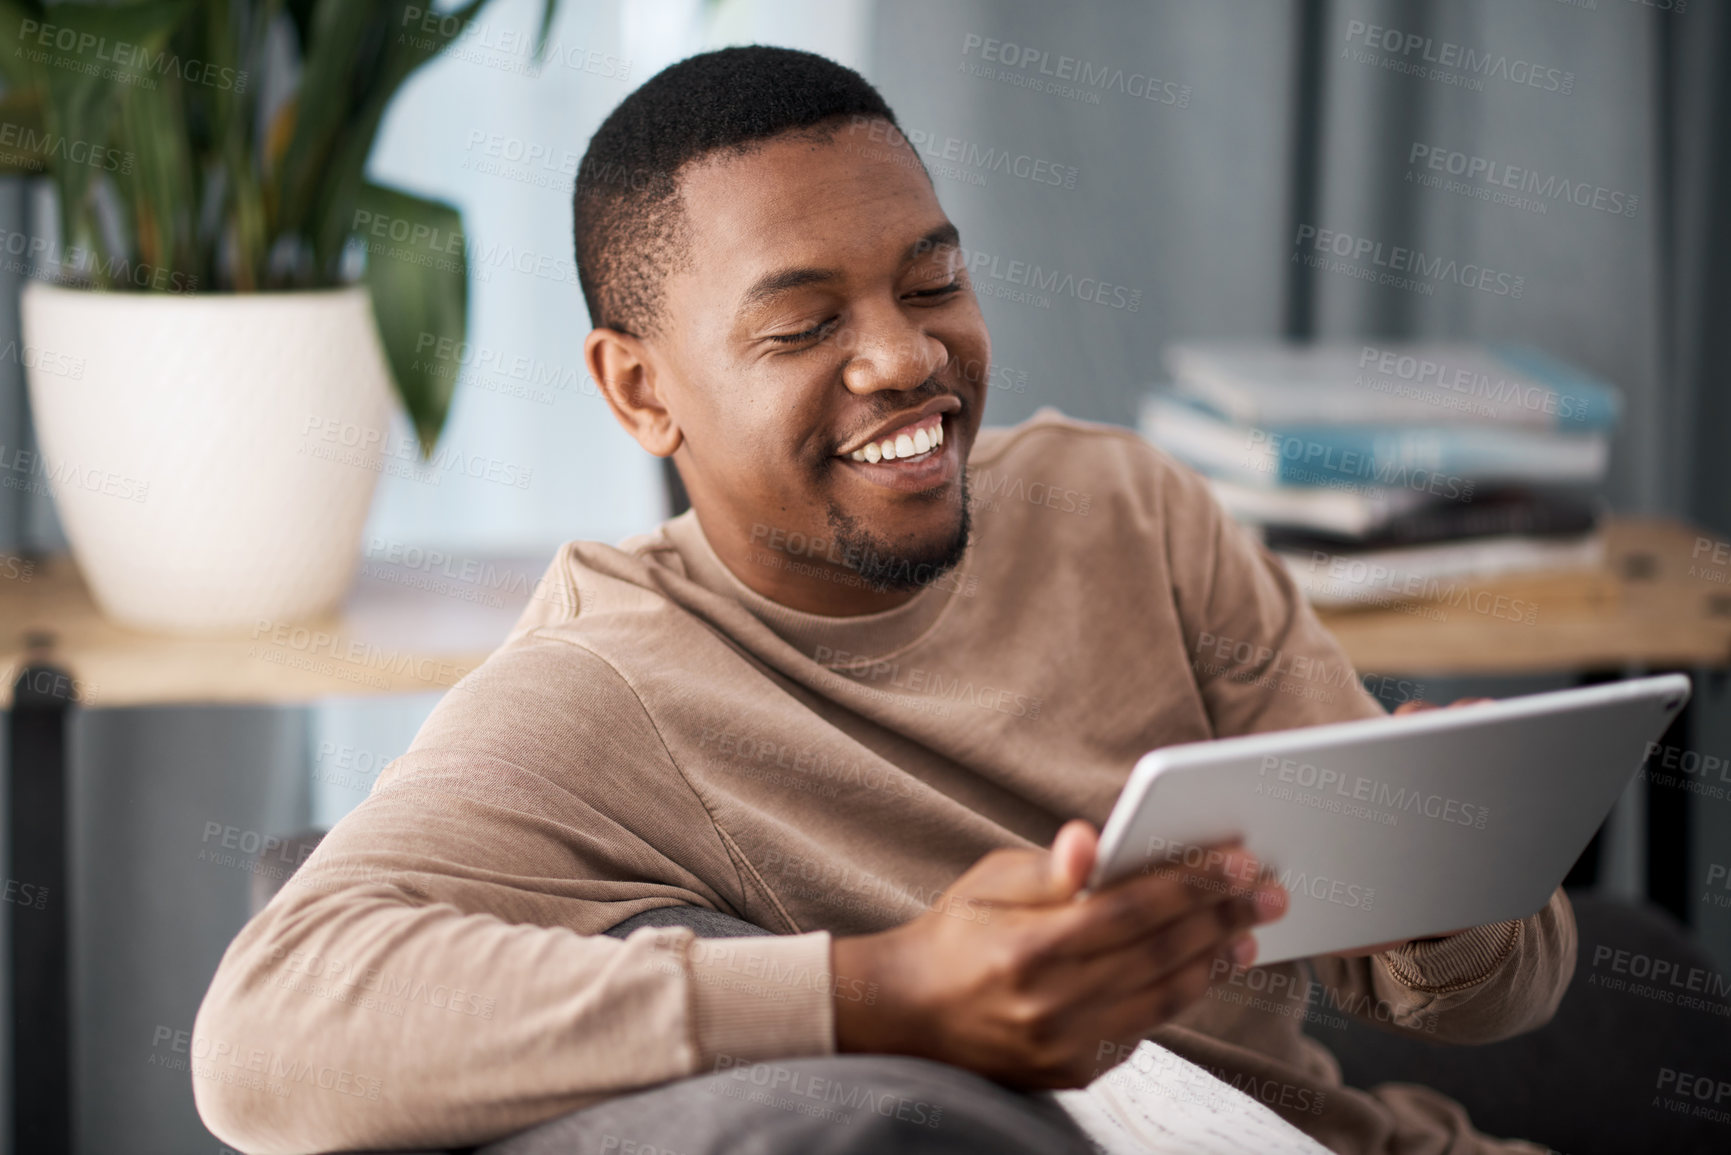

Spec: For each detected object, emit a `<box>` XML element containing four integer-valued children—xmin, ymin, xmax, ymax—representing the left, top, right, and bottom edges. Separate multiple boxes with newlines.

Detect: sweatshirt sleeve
<box><xmin>1149</xmin><ymin>445</ymin><xmax>1579</xmax><ymax>1045</ymax></box>
<box><xmin>1305</xmin><ymin>888</ymin><xmax>1577</xmax><ymax>1045</ymax></box>
<box><xmin>191</xmin><ymin>636</ymin><xmax>835</xmax><ymax>1155</ymax></box>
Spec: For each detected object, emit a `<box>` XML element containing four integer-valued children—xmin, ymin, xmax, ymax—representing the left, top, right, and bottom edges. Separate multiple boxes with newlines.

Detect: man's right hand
<box><xmin>830</xmin><ymin>820</ymin><xmax>1287</xmax><ymax>1089</ymax></box>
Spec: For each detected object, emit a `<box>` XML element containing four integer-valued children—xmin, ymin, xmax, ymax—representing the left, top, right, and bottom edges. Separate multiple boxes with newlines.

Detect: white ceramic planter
<box><xmin>21</xmin><ymin>283</ymin><xmax>396</xmax><ymax>634</ymax></box>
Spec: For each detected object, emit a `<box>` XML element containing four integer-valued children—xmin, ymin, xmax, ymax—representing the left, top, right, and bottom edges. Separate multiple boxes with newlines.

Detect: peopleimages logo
<box><xmin>1408</xmin><ymin>143</ymin><xmax>1638</xmax><ymax>219</ymax></box>
<box><xmin>0</xmin><ymin>122</ymin><xmax>132</xmax><ymax>174</ymax></box>
<box><xmin>300</xmin><ymin>416</ymin><xmax>534</xmax><ymax>490</ymax></box>
<box><xmin>1358</xmin><ymin>344</ymin><xmax>1589</xmax><ymax>422</ymax></box>
<box><xmin>17</xmin><ymin>16</ymin><xmax>249</xmax><ymax>92</ymax></box>
<box><xmin>351</xmin><ymin>209</ymin><xmax>578</xmax><ymax>288</ymax></box>
<box><xmin>1092</xmin><ymin>1041</ymin><xmax>1329</xmax><ymax>1115</ymax></box>
<box><xmin>950</xmin><ymin>243</ymin><xmax>1142</xmax><ymax>312</ymax></box>
<box><xmin>411</xmin><ymin>332</ymin><xmax>597</xmax><ymax>400</ymax></box>
<box><xmin>1258</xmin><ymin>754</ymin><xmax>1491</xmax><ymax>830</ymax></box>
<box><xmin>1140</xmin><ymin>835</ymin><xmax>1375</xmax><ymax>910</ymax></box>
<box><xmin>813</xmin><ymin>644</ymin><xmax>1043</xmax><ymax>720</ymax></box>
<box><xmin>0</xmin><ymin>224</ymin><xmax>197</xmax><ymax>292</ymax></box>
<box><xmin>959</xmin><ymin>33</ymin><xmax>1191</xmax><ymax>108</ymax></box>
<box><xmin>845</xmin><ymin>117</ymin><xmax>1079</xmax><ymax>190</ymax></box>
<box><xmin>265</xmin><ymin>944</ymin><xmax>497</xmax><ymax>1019</ymax></box>
<box><xmin>1293</xmin><ymin>224</ymin><xmax>1525</xmax><ymax>299</ymax></box>
<box><xmin>398</xmin><ymin>7</ymin><xmax>631</xmax><ymax>81</ymax></box>
<box><xmin>1342</xmin><ymin>20</ymin><xmax>1574</xmax><ymax>95</ymax></box>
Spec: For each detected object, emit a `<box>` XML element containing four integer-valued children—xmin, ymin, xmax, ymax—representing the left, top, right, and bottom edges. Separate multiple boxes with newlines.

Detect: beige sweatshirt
<box><xmin>193</xmin><ymin>410</ymin><xmax>1575</xmax><ymax>1155</ymax></box>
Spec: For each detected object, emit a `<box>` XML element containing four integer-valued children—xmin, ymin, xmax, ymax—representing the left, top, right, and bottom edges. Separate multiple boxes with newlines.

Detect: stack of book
<box><xmin>1139</xmin><ymin>342</ymin><xmax>1621</xmax><ymax>609</ymax></box>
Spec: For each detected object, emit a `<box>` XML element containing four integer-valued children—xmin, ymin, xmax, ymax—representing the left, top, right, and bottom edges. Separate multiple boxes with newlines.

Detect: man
<box><xmin>194</xmin><ymin>47</ymin><xmax>1573</xmax><ymax>1155</ymax></box>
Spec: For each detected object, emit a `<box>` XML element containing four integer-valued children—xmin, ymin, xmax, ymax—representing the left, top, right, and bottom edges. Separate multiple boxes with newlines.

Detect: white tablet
<box><xmin>1089</xmin><ymin>674</ymin><xmax>1691</xmax><ymax>964</ymax></box>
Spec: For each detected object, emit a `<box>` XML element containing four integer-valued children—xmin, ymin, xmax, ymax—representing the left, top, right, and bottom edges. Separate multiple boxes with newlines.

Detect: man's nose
<box><xmin>838</xmin><ymin>303</ymin><xmax>946</xmax><ymax>395</ymax></box>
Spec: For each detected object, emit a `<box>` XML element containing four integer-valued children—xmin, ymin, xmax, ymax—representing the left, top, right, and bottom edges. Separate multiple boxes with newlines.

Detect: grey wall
<box><xmin>868</xmin><ymin>0</ymin><xmax>1729</xmax><ymax>527</ymax></box>
<box><xmin>871</xmin><ymin>0</ymin><xmax>1303</xmax><ymax>430</ymax></box>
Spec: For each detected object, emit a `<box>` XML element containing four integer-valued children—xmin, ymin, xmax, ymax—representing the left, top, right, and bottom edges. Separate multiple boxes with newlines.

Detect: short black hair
<box><xmin>573</xmin><ymin>46</ymin><xmax>903</xmax><ymax>336</ymax></box>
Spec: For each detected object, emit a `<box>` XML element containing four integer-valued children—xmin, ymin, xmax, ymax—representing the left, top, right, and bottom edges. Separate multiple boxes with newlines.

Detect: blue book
<box><xmin>1488</xmin><ymin>344</ymin><xmax>1623</xmax><ymax>430</ymax></box>
<box><xmin>1140</xmin><ymin>393</ymin><xmax>1609</xmax><ymax>492</ymax></box>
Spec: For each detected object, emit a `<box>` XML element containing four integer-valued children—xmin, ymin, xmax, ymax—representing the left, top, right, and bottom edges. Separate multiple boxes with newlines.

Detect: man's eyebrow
<box><xmin>736</xmin><ymin>224</ymin><xmax>963</xmax><ymax>314</ymax></box>
<box><xmin>904</xmin><ymin>223</ymin><xmax>960</xmax><ymax>262</ymax></box>
<box><xmin>739</xmin><ymin>266</ymin><xmax>838</xmax><ymax>313</ymax></box>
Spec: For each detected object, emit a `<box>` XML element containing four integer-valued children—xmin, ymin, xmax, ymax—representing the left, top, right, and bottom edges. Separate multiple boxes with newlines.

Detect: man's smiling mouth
<box><xmin>831</xmin><ymin>409</ymin><xmax>961</xmax><ymax>495</ymax></box>
<box><xmin>845</xmin><ymin>412</ymin><xmax>944</xmax><ymax>464</ymax></box>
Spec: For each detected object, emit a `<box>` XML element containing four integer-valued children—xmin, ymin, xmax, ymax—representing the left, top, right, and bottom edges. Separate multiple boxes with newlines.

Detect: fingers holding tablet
<box><xmin>1063</xmin><ymin>841</ymin><xmax>1285</xmax><ymax>956</ymax></box>
<box><xmin>829</xmin><ymin>824</ymin><xmax>1294</xmax><ymax>1089</ymax></box>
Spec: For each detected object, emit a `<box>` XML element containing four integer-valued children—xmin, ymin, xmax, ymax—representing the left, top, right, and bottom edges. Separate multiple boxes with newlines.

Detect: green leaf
<box><xmin>536</xmin><ymin>0</ymin><xmax>556</xmax><ymax>57</ymax></box>
<box><xmin>3</xmin><ymin>0</ymin><xmax>191</xmax><ymax>283</ymax></box>
<box><xmin>0</xmin><ymin>0</ymin><xmax>47</xmax><ymax>91</ymax></box>
<box><xmin>0</xmin><ymin>87</ymin><xmax>46</xmax><ymax>175</ymax></box>
<box><xmin>282</xmin><ymin>0</ymin><xmax>316</xmax><ymax>61</ymax></box>
<box><xmin>274</xmin><ymin>0</ymin><xmax>387</xmax><ymax>247</ymax></box>
<box><xmin>356</xmin><ymin>180</ymin><xmax>466</xmax><ymax>454</ymax></box>
<box><xmin>302</xmin><ymin>0</ymin><xmax>486</xmax><ymax>280</ymax></box>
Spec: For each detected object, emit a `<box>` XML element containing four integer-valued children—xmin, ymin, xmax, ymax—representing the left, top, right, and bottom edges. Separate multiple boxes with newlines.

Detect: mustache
<box><xmin>846</xmin><ymin>378</ymin><xmax>957</xmax><ymax>432</ymax></box>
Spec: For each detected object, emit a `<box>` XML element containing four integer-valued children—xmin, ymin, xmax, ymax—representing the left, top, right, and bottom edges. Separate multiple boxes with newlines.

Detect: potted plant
<box><xmin>0</xmin><ymin>0</ymin><xmax>554</xmax><ymax>632</ymax></box>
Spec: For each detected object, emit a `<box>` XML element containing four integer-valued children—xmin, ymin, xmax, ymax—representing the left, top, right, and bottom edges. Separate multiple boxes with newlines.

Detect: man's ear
<box><xmin>584</xmin><ymin>327</ymin><xmax>682</xmax><ymax>457</ymax></box>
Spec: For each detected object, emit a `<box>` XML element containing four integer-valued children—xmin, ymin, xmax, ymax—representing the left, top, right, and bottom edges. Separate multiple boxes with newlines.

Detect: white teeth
<box><xmin>844</xmin><ymin>416</ymin><xmax>948</xmax><ymax>465</ymax></box>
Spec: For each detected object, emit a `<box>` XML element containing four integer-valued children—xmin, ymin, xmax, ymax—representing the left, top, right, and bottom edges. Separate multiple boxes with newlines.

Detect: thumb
<box><xmin>949</xmin><ymin>820</ymin><xmax>1101</xmax><ymax>906</ymax></box>
<box><xmin>1047</xmin><ymin>819</ymin><xmax>1098</xmax><ymax>897</ymax></box>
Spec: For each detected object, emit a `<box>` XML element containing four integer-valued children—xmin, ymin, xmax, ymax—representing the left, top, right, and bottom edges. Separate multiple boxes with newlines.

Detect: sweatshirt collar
<box><xmin>660</xmin><ymin>510</ymin><xmax>964</xmax><ymax>661</ymax></box>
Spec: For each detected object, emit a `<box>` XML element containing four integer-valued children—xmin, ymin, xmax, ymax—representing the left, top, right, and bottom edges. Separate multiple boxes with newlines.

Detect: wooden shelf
<box><xmin>1317</xmin><ymin>517</ymin><xmax>1731</xmax><ymax>676</ymax></box>
<box><xmin>4</xmin><ymin>516</ymin><xmax>1726</xmax><ymax>709</ymax></box>
<box><xmin>0</xmin><ymin>551</ymin><xmax>551</xmax><ymax>709</ymax></box>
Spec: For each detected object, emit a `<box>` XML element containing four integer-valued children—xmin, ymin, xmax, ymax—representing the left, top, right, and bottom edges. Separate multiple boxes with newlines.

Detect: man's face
<box><xmin>646</xmin><ymin>118</ymin><xmax>990</xmax><ymax>607</ymax></box>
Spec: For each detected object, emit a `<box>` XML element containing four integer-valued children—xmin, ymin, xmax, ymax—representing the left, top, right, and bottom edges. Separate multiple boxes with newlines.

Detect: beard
<box><xmin>824</xmin><ymin>469</ymin><xmax>973</xmax><ymax>594</ymax></box>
